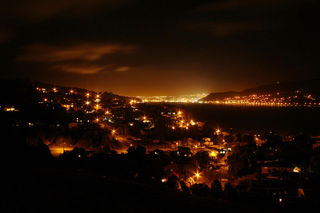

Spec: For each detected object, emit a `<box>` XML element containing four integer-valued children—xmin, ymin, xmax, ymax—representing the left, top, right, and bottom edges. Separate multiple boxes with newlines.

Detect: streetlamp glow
<box><xmin>195</xmin><ymin>172</ymin><xmax>200</xmax><ymax>178</ymax></box>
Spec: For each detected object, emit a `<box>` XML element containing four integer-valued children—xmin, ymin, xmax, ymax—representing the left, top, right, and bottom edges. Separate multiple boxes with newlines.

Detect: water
<box><xmin>143</xmin><ymin>103</ymin><xmax>320</xmax><ymax>135</ymax></box>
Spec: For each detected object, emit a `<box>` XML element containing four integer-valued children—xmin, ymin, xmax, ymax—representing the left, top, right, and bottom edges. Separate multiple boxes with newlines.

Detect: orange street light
<box><xmin>195</xmin><ymin>172</ymin><xmax>200</xmax><ymax>178</ymax></box>
<box><xmin>215</xmin><ymin>128</ymin><xmax>221</xmax><ymax>135</ymax></box>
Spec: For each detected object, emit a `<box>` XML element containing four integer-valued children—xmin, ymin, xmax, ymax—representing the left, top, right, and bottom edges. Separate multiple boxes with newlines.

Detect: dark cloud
<box><xmin>114</xmin><ymin>66</ymin><xmax>131</xmax><ymax>72</ymax></box>
<box><xmin>188</xmin><ymin>0</ymin><xmax>319</xmax><ymax>36</ymax></box>
<box><xmin>0</xmin><ymin>0</ymin><xmax>132</xmax><ymax>22</ymax></box>
<box><xmin>17</xmin><ymin>42</ymin><xmax>138</xmax><ymax>75</ymax></box>
<box><xmin>196</xmin><ymin>0</ymin><xmax>317</xmax><ymax>13</ymax></box>
<box><xmin>186</xmin><ymin>20</ymin><xmax>273</xmax><ymax>36</ymax></box>
<box><xmin>54</xmin><ymin>64</ymin><xmax>106</xmax><ymax>75</ymax></box>
<box><xmin>0</xmin><ymin>0</ymin><xmax>319</xmax><ymax>95</ymax></box>
<box><xmin>0</xmin><ymin>29</ymin><xmax>11</xmax><ymax>43</ymax></box>
<box><xmin>18</xmin><ymin>43</ymin><xmax>138</xmax><ymax>62</ymax></box>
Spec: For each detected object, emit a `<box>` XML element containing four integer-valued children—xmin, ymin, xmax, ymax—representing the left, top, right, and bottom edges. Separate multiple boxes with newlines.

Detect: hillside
<box><xmin>201</xmin><ymin>79</ymin><xmax>320</xmax><ymax>105</ymax></box>
<box><xmin>0</xmin><ymin>78</ymin><xmax>138</xmax><ymax>108</ymax></box>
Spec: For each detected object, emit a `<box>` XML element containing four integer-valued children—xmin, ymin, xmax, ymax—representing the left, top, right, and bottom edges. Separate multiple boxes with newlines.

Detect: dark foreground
<box><xmin>1</xmin><ymin>168</ymin><xmax>288</xmax><ymax>213</ymax></box>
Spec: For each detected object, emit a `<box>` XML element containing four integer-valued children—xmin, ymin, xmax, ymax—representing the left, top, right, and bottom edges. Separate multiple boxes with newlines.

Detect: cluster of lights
<box><xmin>137</xmin><ymin>93</ymin><xmax>208</xmax><ymax>103</ymax></box>
<box><xmin>129</xmin><ymin>99</ymin><xmax>137</xmax><ymax>105</ymax></box>
<box><xmin>34</xmin><ymin>87</ymin><xmax>119</xmax><ymax>127</ymax></box>
<box><xmin>204</xmin><ymin>93</ymin><xmax>320</xmax><ymax>107</ymax></box>
<box><xmin>95</xmin><ymin>104</ymin><xmax>100</xmax><ymax>110</ymax></box>
<box><xmin>168</xmin><ymin>110</ymin><xmax>199</xmax><ymax>130</ymax></box>
<box><xmin>2</xmin><ymin>106</ymin><xmax>18</xmax><ymax>112</ymax></box>
<box><xmin>62</xmin><ymin>104</ymin><xmax>74</xmax><ymax>111</ymax></box>
<box><xmin>209</xmin><ymin>150</ymin><xmax>218</xmax><ymax>158</ymax></box>
<box><xmin>36</xmin><ymin>87</ymin><xmax>47</xmax><ymax>93</ymax></box>
<box><xmin>141</xmin><ymin>115</ymin><xmax>151</xmax><ymax>123</ymax></box>
<box><xmin>215</xmin><ymin>128</ymin><xmax>221</xmax><ymax>135</ymax></box>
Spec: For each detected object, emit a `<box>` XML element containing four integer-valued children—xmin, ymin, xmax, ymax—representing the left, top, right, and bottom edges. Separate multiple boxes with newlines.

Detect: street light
<box><xmin>195</xmin><ymin>172</ymin><xmax>200</xmax><ymax>178</ymax></box>
<box><xmin>215</xmin><ymin>128</ymin><xmax>221</xmax><ymax>135</ymax></box>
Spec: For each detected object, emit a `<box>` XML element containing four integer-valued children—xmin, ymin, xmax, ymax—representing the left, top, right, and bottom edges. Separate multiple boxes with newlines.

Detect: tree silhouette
<box><xmin>211</xmin><ymin>179</ymin><xmax>223</xmax><ymax>198</ymax></box>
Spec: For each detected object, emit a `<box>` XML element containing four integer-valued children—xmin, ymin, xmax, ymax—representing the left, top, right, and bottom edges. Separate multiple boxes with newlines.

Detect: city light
<box><xmin>293</xmin><ymin>166</ymin><xmax>301</xmax><ymax>173</ymax></box>
<box><xmin>215</xmin><ymin>128</ymin><xmax>221</xmax><ymax>135</ymax></box>
<box><xmin>129</xmin><ymin>99</ymin><xmax>137</xmax><ymax>105</ymax></box>
<box><xmin>203</xmin><ymin>92</ymin><xmax>320</xmax><ymax>108</ymax></box>
<box><xmin>209</xmin><ymin>151</ymin><xmax>218</xmax><ymax>157</ymax></box>
<box><xmin>5</xmin><ymin>107</ymin><xmax>16</xmax><ymax>112</ymax></box>
<box><xmin>195</xmin><ymin>172</ymin><xmax>200</xmax><ymax>178</ymax></box>
<box><xmin>6</xmin><ymin>82</ymin><xmax>317</xmax><ymax>210</ymax></box>
<box><xmin>136</xmin><ymin>93</ymin><xmax>208</xmax><ymax>103</ymax></box>
<box><xmin>161</xmin><ymin>178</ymin><xmax>167</xmax><ymax>183</ymax></box>
<box><xmin>142</xmin><ymin>116</ymin><xmax>150</xmax><ymax>123</ymax></box>
<box><xmin>2</xmin><ymin>1</ymin><xmax>320</xmax><ymax>210</ymax></box>
<box><xmin>111</xmin><ymin>129</ymin><xmax>116</xmax><ymax>135</ymax></box>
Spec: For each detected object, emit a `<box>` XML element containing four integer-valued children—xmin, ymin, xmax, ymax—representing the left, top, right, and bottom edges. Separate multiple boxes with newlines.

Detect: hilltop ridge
<box><xmin>201</xmin><ymin>79</ymin><xmax>320</xmax><ymax>106</ymax></box>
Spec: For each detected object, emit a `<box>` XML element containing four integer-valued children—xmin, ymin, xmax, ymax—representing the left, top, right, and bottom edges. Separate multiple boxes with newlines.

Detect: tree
<box><xmin>180</xmin><ymin>181</ymin><xmax>190</xmax><ymax>194</ymax></box>
<box><xmin>193</xmin><ymin>151</ymin><xmax>210</xmax><ymax>169</ymax></box>
<box><xmin>191</xmin><ymin>184</ymin><xmax>210</xmax><ymax>196</ymax></box>
<box><xmin>224</xmin><ymin>183</ymin><xmax>238</xmax><ymax>200</ymax></box>
<box><xmin>211</xmin><ymin>179</ymin><xmax>223</xmax><ymax>198</ymax></box>
<box><xmin>227</xmin><ymin>144</ymin><xmax>257</xmax><ymax>177</ymax></box>
<box><xmin>167</xmin><ymin>175</ymin><xmax>181</xmax><ymax>191</ymax></box>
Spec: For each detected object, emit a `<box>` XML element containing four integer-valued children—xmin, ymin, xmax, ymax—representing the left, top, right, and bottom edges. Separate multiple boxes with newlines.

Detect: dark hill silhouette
<box><xmin>201</xmin><ymin>79</ymin><xmax>320</xmax><ymax>102</ymax></box>
<box><xmin>0</xmin><ymin>78</ymin><xmax>140</xmax><ymax>107</ymax></box>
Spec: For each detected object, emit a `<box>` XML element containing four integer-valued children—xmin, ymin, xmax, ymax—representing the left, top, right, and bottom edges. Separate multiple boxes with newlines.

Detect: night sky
<box><xmin>0</xmin><ymin>0</ymin><xmax>319</xmax><ymax>96</ymax></box>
